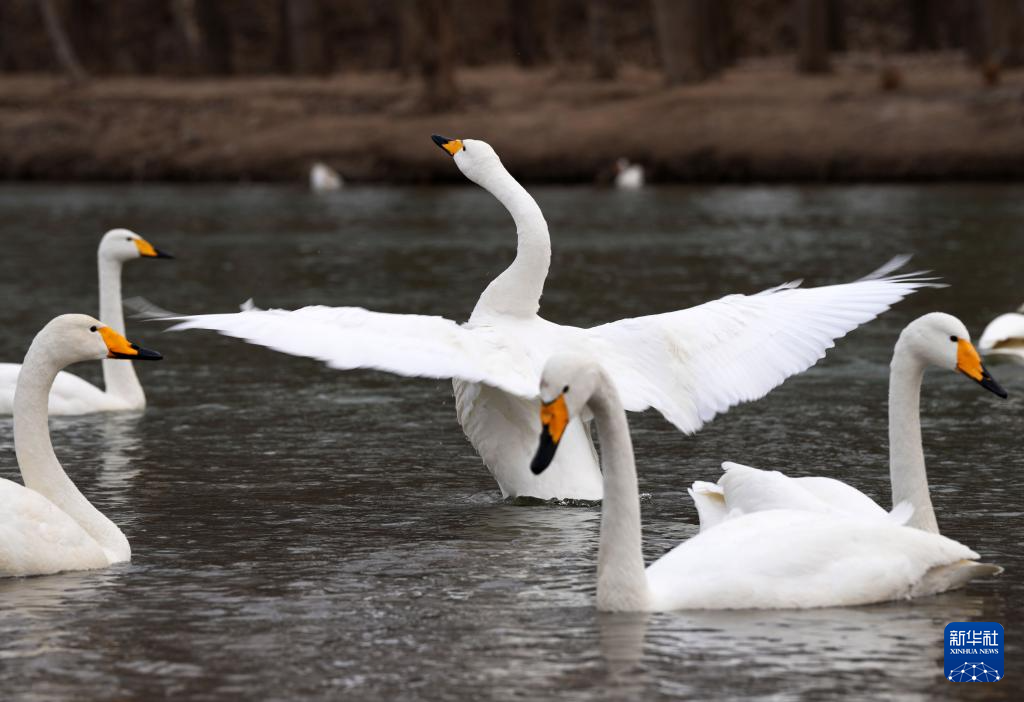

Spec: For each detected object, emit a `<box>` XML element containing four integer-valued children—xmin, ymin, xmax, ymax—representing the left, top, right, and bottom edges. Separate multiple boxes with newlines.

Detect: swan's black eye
<box><xmin>563</xmin><ymin>385</ymin><xmax>570</xmax><ymax>394</ymax></box>
<box><xmin>950</xmin><ymin>335</ymin><xmax>958</xmax><ymax>342</ymax></box>
<box><xmin>89</xmin><ymin>326</ymin><xmax>97</xmax><ymax>332</ymax></box>
<box><xmin>125</xmin><ymin>237</ymin><xmax>132</xmax><ymax>242</ymax></box>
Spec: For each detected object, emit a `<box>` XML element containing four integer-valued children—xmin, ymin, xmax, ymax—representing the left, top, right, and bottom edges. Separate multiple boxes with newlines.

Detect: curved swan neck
<box><xmin>470</xmin><ymin>166</ymin><xmax>550</xmax><ymax>320</ymax></box>
<box><xmin>589</xmin><ymin>377</ymin><xmax>651</xmax><ymax>611</ymax></box>
<box><xmin>99</xmin><ymin>254</ymin><xmax>144</xmax><ymax>406</ymax></box>
<box><xmin>14</xmin><ymin>337</ymin><xmax>129</xmax><ymax>559</ymax></box>
<box><xmin>888</xmin><ymin>345</ymin><xmax>939</xmax><ymax>533</ymax></box>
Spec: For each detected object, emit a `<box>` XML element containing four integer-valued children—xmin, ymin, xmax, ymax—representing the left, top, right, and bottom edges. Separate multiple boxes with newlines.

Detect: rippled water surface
<box><xmin>0</xmin><ymin>184</ymin><xmax>1021</xmax><ymax>700</ymax></box>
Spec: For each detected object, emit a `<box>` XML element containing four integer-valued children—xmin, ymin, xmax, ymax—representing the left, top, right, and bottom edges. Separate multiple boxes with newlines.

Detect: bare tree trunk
<box><xmin>196</xmin><ymin>0</ymin><xmax>233</xmax><ymax>74</ymax></box>
<box><xmin>508</xmin><ymin>0</ymin><xmax>552</xmax><ymax>67</ymax></box>
<box><xmin>171</xmin><ymin>0</ymin><xmax>204</xmax><ymax>74</ymax></box>
<box><xmin>282</xmin><ymin>0</ymin><xmax>325</xmax><ymax>74</ymax></box>
<box><xmin>827</xmin><ymin>0</ymin><xmax>846</xmax><ymax>52</ymax></box>
<box><xmin>651</xmin><ymin>0</ymin><xmax>716</xmax><ymax>84</ymax></box>
<box><xmin>796</xmin><ymin>0</ymin><xmax>831</xmax><ymax>73</ymax></box>
<box><xmin>37</xmin><ymin>0</ymin><xmax>86</xmax><ymax>82</ymax></box>
<box><xmin>587</xmin><ymin>0</ymin><xmax>616</xmax><ymax>80</ymax></box>
<box><xmin>909</xmin><ymin>0</ymin><xmax>941</xmax><ymax>50</ymax></box>
<box><xmin>977</xmin><ymin>0</ymin><xmax>1024</xmax><ymax>66</ymax></box>
<box><xmin>419</xmin><ymin>0</ymin><xmax>458</xmax><ymax>111</ymax></box>
<box><xmin>395</xmin><ymin>0</ymin><xmax>420</xmax><ymax>78</ymax></box>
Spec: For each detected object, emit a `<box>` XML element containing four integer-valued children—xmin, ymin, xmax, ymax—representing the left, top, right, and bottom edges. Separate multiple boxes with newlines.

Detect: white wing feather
<box><xmin>168</xmin><ymin>266</ymin><xmax>934</xmax><ymax>434</ymax></box>
<box><xmin>588</xmin><ymin>272</ymin><xmax>935</xmax><ymax>433</ymax></box>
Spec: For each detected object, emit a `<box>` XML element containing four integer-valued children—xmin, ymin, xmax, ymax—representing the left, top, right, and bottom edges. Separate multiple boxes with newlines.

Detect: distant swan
<box><xmin>0</xmin><ymin>314</ymin><xmax>162</xmax><ymax>578</ymax></box>
<box><xmin>979</xmin><ymin>303</ymin><xmax>1024</xmax><ymax>365</ymax></box>
<box><xmin>167</xmin><ymin>136</ymin><xmax>933</xmax><ymax>501</ymax></box>
<box><xmin>614</xmin><ymin>158</ymin><xmax>644</xmax><ymax>189</ymax></box>
<box><xmin>530</xmin><ymin>353</ymin><xmax>1002</xmax><ymax>611</ymax></box>
<box><xmin>688</xmin><ymin>313</ymin><xmax>1008</xmax><ymax>534</ymax></box>
<box><xmin>0</xmin><ymin>229</ymin><xmax>171</xmax><ymax>415</ymax></box>
<box><xmin>310</xmin><ymin>162</ymin><xmax>343</xmax><ymax>191</ymax></box>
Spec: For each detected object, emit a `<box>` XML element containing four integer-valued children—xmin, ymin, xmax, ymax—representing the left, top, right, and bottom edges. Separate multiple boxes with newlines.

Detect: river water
<box><xmin>0</xmin><ymin>184</ymin><xmax>1020</xmax><ymax>700</ymax></box>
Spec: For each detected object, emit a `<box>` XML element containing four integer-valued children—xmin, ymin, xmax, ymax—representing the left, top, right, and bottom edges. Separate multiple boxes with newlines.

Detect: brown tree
<box><xmin>796</xmin><ymin>0</ymin><xmax>831</xmax><ymax>73</ymax></box>
<box><xmin>587</xmin><ymin>0</ymin><xmax>616</xmax><ymax>80</ymax></box>
<box><xmin>508</xmin><ymin>0</ymin><xmax>553</xmax><ymax>68</ymax></box>
<box><xmin>36</xmin><ymin>0</ymin><xmax>86</xmax><ymax>82</ymax></box>
<box><xmin>418</xmin><ymin>0</ymin><xmax>459</xmax><ymax>111</ymax></box>
<box><xmin>977</xmin><ymin>0</ymin><xmax>1024</xmax><ymax>66</ymax></box>
<box><xmin>652</xmin><ymin>0</ymin><xmax>720</xmax><ymax>84</ymax></box>
<box><xmin>281</xmin><ymin>0</ymin><xmax>326</xmax><ymax>74</ymax></box>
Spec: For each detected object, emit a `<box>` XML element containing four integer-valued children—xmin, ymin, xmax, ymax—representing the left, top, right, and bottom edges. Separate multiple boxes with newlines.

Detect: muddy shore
<box><xmin>2</xmin><ymin>55</ymin><xmax>1022</xmax><ymax>183</ymax></box>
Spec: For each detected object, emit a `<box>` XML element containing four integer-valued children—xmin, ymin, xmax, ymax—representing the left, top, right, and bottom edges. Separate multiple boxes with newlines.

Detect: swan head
<box><xmin>899</xmin><ymin>313</ymin><xmax>1007</xmax><ymax>398</ymax></box>
<box><xmin>99</xmin><ymin>228</ymin><xmax>174</xmax><ymax>263</ymax></box>
<box><xmin>531</xmin><ymin>354</ymin><xmax>605</xmax><ymax>474</ymax></box>
<box><xmin>36</xmin><ymin>314</ymin><xmax>163</xmax><ymax>367</ymax></box>
<box><xmin>431</xmin><ymin>135</ymin><xmax>503</xmax><ymax>187</ymax></box>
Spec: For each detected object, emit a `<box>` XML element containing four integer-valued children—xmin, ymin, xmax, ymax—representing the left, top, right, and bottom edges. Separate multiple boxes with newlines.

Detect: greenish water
<box><xmin>0</xmin><ymin>184</ymin><xmax>1021</xmax><ymax>700</ymax></box>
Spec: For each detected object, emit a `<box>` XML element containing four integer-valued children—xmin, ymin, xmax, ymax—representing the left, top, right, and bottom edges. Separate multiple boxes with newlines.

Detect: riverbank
<box><xmin>2</xmin><ymin>54</ymin><xmax>1022</xmax><ymax>183</ymax></box>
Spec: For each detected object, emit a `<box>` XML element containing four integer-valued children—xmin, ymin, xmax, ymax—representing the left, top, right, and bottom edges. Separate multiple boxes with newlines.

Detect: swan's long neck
<box><xmin>590</xmin><ymin>378</ymin><xmax>651</xmax><ymax>611</ymax></box>
<box><xmin>888</xmin><ymin>345</ymin><xmax>939</xmax><ymax>533</ymax></box>
<box><xmin>470</xmin><ymin>166</ymin><xmax>550</xmax><ymax>320</ymax></box>
<box><xmin>14</xmin><ymin>339</ymin><xmax>130</xmax><ymax>560</ymax></box>
<box><xmin>99</xmin><ymin>255</ymin><xmax>144</xmax><ymax>406</ymax></box>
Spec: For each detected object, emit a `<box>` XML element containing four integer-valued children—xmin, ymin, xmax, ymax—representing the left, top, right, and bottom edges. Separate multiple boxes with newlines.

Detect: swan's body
<box><xmin>979</xmin><ymin>305</ymin><xmax>1024</xmax><ymax>364</ymax></box>
<box><xmin>0</xmin><ymin>315</ymin><xmax>162</xmax><ymax>578</ymax></box>
<box><xmin>310</xmin><ymin>162</ymin><xmax>343</xmax><ymax>191</ymax></box>
<box><xmin>614</xmin><ymin>158</ymin><xmax>644</xmax><ymax>189</ymax></box>
<box><xmin>0</xmin><ymin>229</ymin><xmax>171</xmax><ymax>416</ymax></box>
<box><xmin>689</xmin><ymin>313</ymin><xmax>1008</xmax><ymax>534</ymax></box>
<box><xmin>169</xmin><ymin>136</ymin><xmax>932</xmax><ymax>501</ymax></box>
<box><xmin>531</xmin><ymin>354</ymin><xmax>1001</xmax><ymax>611</ymax></box>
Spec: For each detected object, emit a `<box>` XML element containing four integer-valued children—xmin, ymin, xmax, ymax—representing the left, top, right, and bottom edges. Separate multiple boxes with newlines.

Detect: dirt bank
<box><xmin>2</xmin><ymin>54</ymin><xmax>1023</xmax><ymax>183</ymax></box>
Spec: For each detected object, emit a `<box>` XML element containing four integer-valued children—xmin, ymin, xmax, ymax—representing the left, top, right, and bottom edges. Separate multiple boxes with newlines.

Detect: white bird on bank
<box><xmin>688</xmin><ymin>313</ymin><xmax>1008</xmax><ymax>534</ymax></box>
<box><xmin>979</xmin><ymin>303</ymin><xmax>1024</xmax><ymax>365</ymax></box>
<box><xmin>530</xmin><ymin>354</ymin><xmax>1001</xmax><ymax>611</ymax></box>
<box><xmin>0</xmin><ymin>314</ymin><xmax>162</xmax><ymax>578</ymax></box>
<box><xmin>167</xmin><ymin>135</ymin><xmax>933</xmax><ymax>501</ymax></box>
<box><xmin>614</xmin><ymin>158</ymin><xmax>644</xmax><ymax>189</ymax></box>
<box><xmin>0</xmin><ymin>229</ymin><xmax>172</xmax><ymax>416</ymax></box>
<box><xmin>310</xmin><ymin>162</ymin><xmax>343</xmax><ymax>192</ymax></box>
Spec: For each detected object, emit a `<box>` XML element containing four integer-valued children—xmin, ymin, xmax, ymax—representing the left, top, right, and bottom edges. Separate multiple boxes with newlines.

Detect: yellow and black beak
<box><xmin>99</xmin><ymin>326</ymin><xmax>163</xmax><ymax>361</ymax></box>
<box><xmin>134</xmin><ymin>237</ymin><xmax>174</xmax><ymax>259</ymax></box>
<box><xmin>431</xmin><ymin>134</ymin><xmax>464</xmax><ymax>157</ymax></box>
<box><xmin>531</xmin><ymin>394</ymin><xmax>569</xmax><ymax>475</ymax></box>
<box><xmin>957</xmin><ymin>338</ymin><xmax>1007</xmax><ymax>398</ymax></box>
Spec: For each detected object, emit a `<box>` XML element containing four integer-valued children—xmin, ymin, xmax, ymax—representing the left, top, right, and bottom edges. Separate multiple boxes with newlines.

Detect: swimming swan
<box><xmin>614</xmin><ymin>158</ymin><xmax>644</xmax><ymax>189</ymax></box>
<box><xmin>167</xmin><ymin>136</ymin><xmax>933</xmax><ymax>501</ymax></box>
<box><xmin>0</xmin><ymin>229</ymin><xmax>171</xmax><ymax>416</ymax></box>
<box><xmin>530</xmin><ymin>354</ymin><xmax>1002</xmax><ymax>611</ymax></box>
<box><xmin>979</xmin><ymin>303</ymin><xmax>1024</xmax><ymax>365</ymax></box>
<box><xmin>688</xmin><ymin>313</ymin><xmax>1008</xmax><ymax>534</ymax></box>
<box><xmin>0</xmin><ymin>314</ymin><xmax>162</xmax><ymax>578</ymax></box>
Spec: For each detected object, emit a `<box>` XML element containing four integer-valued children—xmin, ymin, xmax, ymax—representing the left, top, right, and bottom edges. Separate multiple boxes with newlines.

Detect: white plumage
<box><xmin>0</xmin><ymin>229</ymin><xmax>171</xmax><ymax>416</ymax></box>
<box><xmin>169</xmin><ymin>137</ymin><xmax>934</xmax><ymax>500</ymax></box>
<box><xmin>688</xmin><ymin>313</ymin><xmax>1008</xmax><ymax>535</ymax></box>
<box><xmin>979</xmin><ymin>305</ymin><xmax>1024</xmax><ymax>364</ymax></box>
<box><xmin>531</xmin><ymin>354</ymin><xmax>1001</xmax><ymax>611</ymax></box>
<box><xmin>1</xmin><ymin>315</ymin><xmax>162</xmax><ymax>578</ymax></box>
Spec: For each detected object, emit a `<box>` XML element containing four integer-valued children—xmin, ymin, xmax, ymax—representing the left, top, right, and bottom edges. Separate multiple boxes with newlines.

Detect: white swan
<box><xmin>979</xmin><ymin>303</ymin><xmax>1024</xmax><ymax>365</ymax></box>
<box><xmin>529</xmin><ymin>354</ymin><xmax>1001</xmax><ymax>611</ymax></box>
<box><xmin>310</xmin><ymin>162</ymin><xmax>343</xmax><ymax>192</ymax></box>
<box><xmin>0</xmin><ymin>314</ymin><xmax>162</xmax><ymax>578</ymax></box>
<box><xmin>688</xmin><ymin>313</ymin><xmax>1007</xmax><ymax>534</ymax></box>
<box><xmin>614</xmin><ymin>158</ymin><xmax>644</xmax><ymax>189</ymax></box>
<box><xmin>0</xmin><ymin>229</ymin><xmax>172</xmax><ymax>416</ymax></box>
<box><xmin>167</xmin><ymin>135</ymin><xmax>934</xmax><ymax>501</ymax></box>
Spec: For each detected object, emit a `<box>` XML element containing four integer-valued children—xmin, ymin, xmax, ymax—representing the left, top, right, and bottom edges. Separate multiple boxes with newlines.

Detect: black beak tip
<box><xmin>531</xmin><ymin>431</ymin><xmax>558</xmax><ymax>475</ymax></box>
<box><xmin>134</xmin><ymin>347</ymin><xmax>163</xmax><ymax>361</ymax></box>
<box><xmin>431</xmin><ymin>134</ymin><xmax>451</xmax><ymax>149</ymax></box>
<box><xmin>155</xmin><ymin>248</ymin><xmax>175</xmax><ymax>259</ymax></box>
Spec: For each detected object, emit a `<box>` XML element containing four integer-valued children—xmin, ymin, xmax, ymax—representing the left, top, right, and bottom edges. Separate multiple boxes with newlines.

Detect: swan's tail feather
<box><xmin>688</xmin><ymin>480</ymin><xmax>727</xmax><ymax>533</ymax></box>
<box><xmin>911</xmin><ymin>560</ymin><xmax>1002</xmax><ymax>598</ymax></box>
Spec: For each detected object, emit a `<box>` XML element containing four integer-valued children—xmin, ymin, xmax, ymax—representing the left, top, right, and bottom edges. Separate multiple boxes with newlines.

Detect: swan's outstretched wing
<box><xmin>588</xmin><ymin>270</ymin><xmax>935</xmax><ymax>433</ymax></box>
<box><xmin>168</xmin><ymin>306</ymin><xmax>539</xmax><ymax>397</ymax></box>
<box><xmin>978</xmin><ymin>312</ymin><xmax>1024</xmax><ymax>357</ymax></box>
